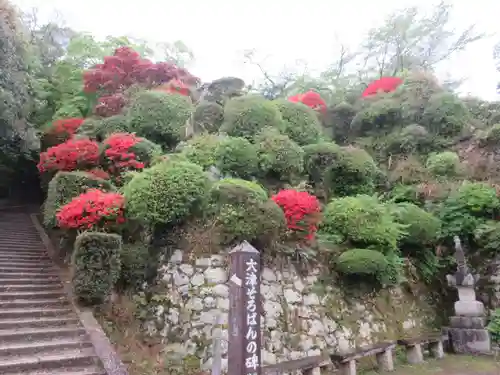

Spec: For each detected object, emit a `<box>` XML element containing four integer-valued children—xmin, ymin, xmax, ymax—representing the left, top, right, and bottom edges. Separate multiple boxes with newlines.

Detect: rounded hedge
<box><xmin>321</xmin><ymin>195</ymin><xmax>406</xmax><ymax>252</ymax></box>
<box><xmin>182</xmin><ymin>134</ymin><xmax>222</xmax><ymax>169</ymax></box>
<box><xmin>76</xmin><ymin>115</ymin><xmax>130</xmax><ymax>141</ymax></box>
<box><xmin>193</xmin><ymin>101</ymin><xmax>224</xmax><ymax>134</ymax></box>
<box><xmin>421</xmin><ymin>92</ymin><xmax>470</xmax><ymax>137</ymax></box>
<box><xmin>214</xmin><ymin>137</ymin><xmax>259</xmax><ymax>179</ymax></box>
<box><xmin>255</xmin><ymin>128</ymin><xmax>304</xmax><ymax>182</ymax></box>
<box><xmin>303</xmin><ymin>142</ymin><xmax>341</xmax><ymax>184</ymax></box>
<box><xmin>220</xmin><ymin>95</ymin><xmax>285</xmax><ymax>140</ymax></box>
<box><xmin>391</xmin><ymin>202</ymin><xmax>441</xmax><ymax>247</ymax></box>
<box><xmin>123</xmin><ymin>160</ymin><xmax>210</xmax><ymax>226</ymax></box>
<box><xmin>210</xmin><ymin>178</ymin><xmax>268</xmax><ymax>205</ymax></box>
<box><xmin>274</xmin><ymin>99</ymin><xmax>323</xmax><ymax>145</ymax></box>
<box><xmin>425</xmin><ymin>151</ymin><xmax>460</xmax><ymax>177</ymax></box>
<box><xmin>126</xmin><ymin>91</ymin><xmax>193</xmax><ymax>150</ymax></box>
<box><xmin>336</xmin><ymin>248</ymin><xmax>389</xmax><ymax>277</ymax></box>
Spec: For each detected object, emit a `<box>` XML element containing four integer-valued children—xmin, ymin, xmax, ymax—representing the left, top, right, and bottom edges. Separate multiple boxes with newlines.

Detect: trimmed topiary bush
<box><xmin>210</xmin><ymin>178</ymin><xmax>285</xmax><ymax>246</ymax></box>
<box><xmin>274</xmin><ymin>99</ymin><xmax>323</xmax><ymax>145</ymax></box>
<box><xmin>255</xmin><ymin>128</ymin><xmax>304</xmax><ymax>183</ymax></box>
<box><xmin>324</xmin><ymin>102</ymin><xmax>356</xmax><ymax>143</ymax></box>
<box><xmin>220</xmin><ymin>95</ymin><xmax>285</xmax><ymax>140</ymax></box>
<box><xmin>421</xmin><ymin>92</ymin><xmax>470</xmax><ymax>137</ymax></box>
<box><xmin>336</xmin><ymin>248</ymin><xmax>389</xmax><ymax>280</ymax></box>
<box><xmin>350</xmin><ymin>98</ymin><xmax>402</xmax><ymax>136</ymax></box>
<box><xmin>214</xmin><ymin>137</ymin><xmax>259</xmax><ymax>179</ymax></box>
<box><xmin>479</xmin><ymin>123</ymin><xmax>500</xmax><ymax>147</ymax></box>
<box><xmin>425</xmin><ymin>151</ymin><xmax>460</xmax><ymax>178</ymax></box>
<box><xmin>127</xmin><ymin>91</ymin><xmax>193</xmax><ymax>150</ymax></box>
<box><xmin>391</xmin><ymin>202</ymin><xmax>441</xmax><ymax>248</ymax></box>
<box><xmin>303</xmin><ymin>142</ymin><xmax>341</xmax><ymax>193</ymax></box>
<box><xmin>123</xmin><ymin>160</ymin><xmax>210</xmax><ymax>226</ymax></box>
<box><xmin>193</xmin><ymin>101</ymin><xmax>224</xmax><ymax>134</ymax></box>
<box><xmin>116</xmin><ymin>242</ymin><xmax>151</xmax><ymax>291</ymax></box>
<box><xmin>76</xmin><ymin>115</ymin><xmax>130</xmax><ymax>141</ymax></box>
<box><xmin>181</xmin><ymin>134</ymin><xmax>222</xmax><ymax>170</ymax></box>
<box><xmin>44</xmin><ymin>171</ymin><xmax>115</xmax><ymax>228</ymax></box>
<box><xmin>321</xmin><ymin>195</ymin><xmax>406</xmax><ymax>252</ymax></box>
<box><xmin>72</xmin><ymin>232</ymin><xmax>121</xmax><ymax>305</ymax></box>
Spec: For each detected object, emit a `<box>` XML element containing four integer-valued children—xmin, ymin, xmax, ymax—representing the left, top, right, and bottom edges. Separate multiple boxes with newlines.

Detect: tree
<box><xmin>157</xmin><ymin>40</ymin><xmax>194</xmax><ymax>68</ymax></box>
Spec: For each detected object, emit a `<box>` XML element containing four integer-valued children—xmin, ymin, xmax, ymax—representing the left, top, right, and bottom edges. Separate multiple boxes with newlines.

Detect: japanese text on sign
<box><xmin>244</xmin><ymin>258</ymin><xmax>259</xmax><ymax>374</ymax></box>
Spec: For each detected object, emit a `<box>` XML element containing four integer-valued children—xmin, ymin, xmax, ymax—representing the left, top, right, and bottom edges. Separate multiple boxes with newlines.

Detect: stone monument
<box><xmin>445</xmin><ymin>236</ymin><xmax>491</xmax><ymax>354</ymax></box>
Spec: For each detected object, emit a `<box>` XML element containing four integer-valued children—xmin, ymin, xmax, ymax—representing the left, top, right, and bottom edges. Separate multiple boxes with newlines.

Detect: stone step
<box><xmin>0</xmin><ymin>266</ymin><xmax>58</xmax><ymax>273</ymax></box>
<box><xmin>0</xmin><ymin>347</ymin><xmax>97</xmax><ymax>373</ymax></box>
<box><xmin>0</xmin><ymin>272</ymin><xmax>60</xmax><ymax>280</ymax></box>
<box><xmin>0</xmin><ymin>236</ymin><xmax>41</xmax><ymax>241</ymax></box>
<box><xmin>0</xmin><ymin>336</ymin><xmax>91</xmax><ymax>357</ymax></box>
<box><xmin>0</xmin><ymin>307</ymin><xmax>73</xmax><ymax>319</ymax></box>
<box><xmin>2</xmin><ymin>298</ymin><xmax>69</xmax><ymax>309</ymax></box>
<box><xmin>0</xmin><ymin>253</ymin><xmax>49</xmax><ymax>260</ymax></box>
<box><xmin>0</xmin><ymin>290</ymin><xmax>66</xmax><ymax>301</ymax></box>
<box><xmin>0</xmin><ymin>262</ymin><xmax>54</xmax><ymax>269</ymax></box>
<box><xmin>3</xmin><ymin>364</ymin><xmax>105</xmax><ymax>375</ymax></box>
<box><xmin>0</xmin><ymin>278</ymin><xmax>61</xmax><ymax>286</ymax></box>
<box><xmin>0</xmin><ymin>284</ymin><xmax>63</xmax><ymax>293</ymax></box>
<box><xmin>0</xmin><ymin>326</ymin><xmax>87</xmax><ymax>345</ymax></box>
<box><xmin>0</xmin><ymin>316</ymin><xmax>79</xmax><ymax>330</ymax></box>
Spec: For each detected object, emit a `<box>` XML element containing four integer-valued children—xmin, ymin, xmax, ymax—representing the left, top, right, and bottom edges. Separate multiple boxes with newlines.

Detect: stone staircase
<box><xmin>0</xmin><ymin>210</ymin><xmax>106</xmax><ymax>375</ymax></box>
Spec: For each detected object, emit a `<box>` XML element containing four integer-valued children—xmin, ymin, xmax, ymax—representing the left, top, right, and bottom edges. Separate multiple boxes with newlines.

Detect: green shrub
<box><xmin>193</xmin><ymin>101</ymin><xmax>224</xmax><ymax>134</ymax></box>
<box><xmin>321</xmin><ymin>195</ymin><xmax>406</xmax><ymax>252</ymax></box>
<box><xmin>72</xmin><ymin>232</ymin><xmax>121</xmax><ymax>305</ymax></box>
<box><xmin>255</xmin><ymin>128</ymin><xmax>304</xmax><ymax>182</ymax></box>
<box><xmin>274</xmin><ymin>99</ymin><xmax>323</xmax><ymax>145</ymax></box>
<box><xmin>76</xmin><ymin>115</ymin><xmax>130</xmax><ymax>141</ymax></box>
<box><xmin>391</xmin><ymin>203</ymin><xmax>441</xmax><ymax>248</ymax></box>
<box><xmin>350</xmin><ymin>98</ymin><xmax>402</xmax><ymax>136</ymax></box>
<box><xmin>303</xmin><ymin>142</ymin><xmax>341</xmax><ymax>184</ymax></box>
<box><xmin>210</xmin><ymin>179</ymin><xmax>284</xmax><ymax>246</ymax></box>
<box><xmin>439</xmin><ymin>182</ymin><xmax>500</xmax><ymax>240</ymax></box>
<box><xmin>487</xmin><ymin>309</ymin><xmax>500</xmax><ymax>344</ymax></box>
<box><xmin>123</xmin><ymin>160</ymin><xmax>210</xmax><ymax>226</ymax></box>
<box><xmin>336</xmin><ymin>248</ymin><xmax>389</xmax><ymax>280</ymax></box>
<box><xmin>327</xmin><ymin>146</ymin><xmax>381</xmax><ymax>196</ymax></box>
<box><xmin>426</xmin><ymin>151</ymin><xmax>460</xmax><ymax>177</ymax></box>
<box><xmin>127</xmin><ymin>91</ymin><xmax>193</xmax><ymax>150</ymax></box>
<box><xmin>210</xmin><ymin>178</ymin><xmax>268</xmax><ymax>204</ymax></box>
<box><xmin>44</xmin><ymin>171</ymin><xmax>115</xmax><ymax>228</ymax></box>
<box><xmin>474</xmin><ymin>221</ymin><xmax>500</xmax><ymax>257</ymax></box>
<box><xmin>214</xmin><ymin>137</ymin><xmax>259</xmax><ymax>179</ymax></box>
<box><xmin>181</xmin><ymin>134</ymin><xmax>222</xmax><ymax>169</ymax></box>
<box><xmin>116</xmin><ymin>242</ymin><xmax>151</xmax><ymax>291</ymax></box>
<box><xmin>220</xmin><ymin>95</ymin><xmax>285</xmax><ymax>140</ymax></box>
<box><xmin>421</xmin><ymin>92</ymin><xmax>470</xmax><ymax>137</ymax></box>
<box><xmin>324</xmin><ymin>102</ymin><xmax>356</xmax><ymax>143</ymax></box>
<box><xmin>480</xmin><ymin>123</ymin><xmax>500</xmax><ymax>146</ymax></box>
<box><xmin>386</xmin><ymin>124</ymin><xmax>445</xmax><ymax>156</ymax></box>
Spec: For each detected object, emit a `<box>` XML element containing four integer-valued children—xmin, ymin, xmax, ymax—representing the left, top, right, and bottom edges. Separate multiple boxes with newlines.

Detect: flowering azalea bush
<box><xmin>83</xmin><ymin>46</ymin><xmax>199</xmax><ymax>116</ymax></box>
<box><xmin>56</xmin><ymin>189</ymin><xmax>125</xmax><ymax>231</ymax></box>
<box><xmin>361</xmin><ymin>76</ymin><xmax>403</xmax><ymax>97</ymax></box>
<box><xmin>49</xmin><ymin>118</ymin><xmax>85</xmax><ymax>137</ymax></box>
<box><xmin>37</xmin><ymin>138</ymin><xmax>100</xmax><ymax>173</ymax></box>
<box><xmin>86</xmin><ymin>168</ymin><xmax>111</xmax><ymax>180</ymax></box>
<box><xmin>271</xmin><ymin>189</ymin><xmax>321</xmax><ymax>241</ymax></box>
<box><xmin>153</xmin><ymin>79</ymin><xmax>190</xmax><ymax>96</ymax></box>
<box><xmin>288</xmin><ymin>91</ymin><xmax>327</xmax><ymax>114</ymax></box>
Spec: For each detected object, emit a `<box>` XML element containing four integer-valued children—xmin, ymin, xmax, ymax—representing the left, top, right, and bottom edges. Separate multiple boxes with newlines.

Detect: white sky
<box><xmin>11</xmin><ymin>0</ymin><xmax>500</xmax><ymax>100</ymax></box>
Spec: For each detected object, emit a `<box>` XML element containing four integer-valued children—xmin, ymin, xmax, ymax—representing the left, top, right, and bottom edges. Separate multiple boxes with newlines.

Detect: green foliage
<box><xmin>72</xmin><ymin>232</ymin><xmax>121</xmax><ymax>305</ymax></box>
<box><xmin>328</xmin><ymin>147</ymin><xmax>382</xmax><ymax>196</ymax></box>
<box><xmin>77</xmin><ymin>115</ymin><xmax>129</xmax><ymax>141</ymax></box>
<box><xmin>193</xmin><ymin>102</ymin><xmax>224</xmax><ymax>134</ymax></box>
<box><xmin>182</xmin><ymin>134</ymin><xmax>221</xmax><ymax>169</ymax></box>
<box><xmin>385</xmin><ymin>124</ymin><xmax>445</xmax><ymax>156</ymax></box>
<box><xmin>220</xmin><ymin>95</ymin><xmax>285</xmax><ymax>140</ymax></box>
<box><xmin>273</xmin><ymin>99</ymin><xmax>323</xmax><ymax>145</ymax></box>
<box><xmin>336</xmin><ymin>248</ymin><xmax>389</xmax><ymax>281</ymax></box>
<box><xmin>123</xmin><ymin>160</ymin><xmax>210</xmax><ymax>226</ymax></box>
<box><xmin>44</xmin><ymin>171</ymin><xmax>115</xmax><ymax>228</ymax></box>
<box><xmin>439</xmin><ymin>182</ymin><xmax>500</xmax><ymax>240</ymax></box>
<box><xmin>321</xmin><ymin>195</ymin><xmax>406</xmax><ymax>252</ymax></box>
<box><xmin>214</xmin><ymin>137</ymin><xmax>259</xmax><ymax>179</ymax></box>
<box><xmin>127</xmin><ymin>91</ymin><xmax>193</xmax><ymax>150</ymax></box>
<box><xmin>421</xmin><ymin>92</ymin><xmax>470</xmax><ymax>137</ymax></box>
<box><xmin>426</xmin><ymin>151</ymin><xmax>460</xmax><ymax>177</ymax></box>
<box><xmin>391</xmin><ymin>202</ymin><xmax>441</xmax><ymax>248</ymax></box>
<box><xmin>210</xmin><ymin>178</ymin><xmax>268</xmax><ymax>204</ymax></box>
<box><xmin>479</xmin><ymin>123</ymin><xmax>500</xmax><ymax>147</ymax></box>
<box><xmin>487</xmin><ymin>309</ymin><xmax>500</xmax><ymax>344</ymax></box>
<box><xmin>474</xmin><ymin>221</ymin><xmax>500</xmax><ymax>257</ymax></box>
<box><xmin>255</xmin><ymin>128</ymin><xmax>304</xmax><ymax>183</ymax></box>
<box><xmin>324</xmin><ymin>102</ymin><xmax>356</xmax><ymax>143</ymax></box>
<box><xmin>351</xmin><ymin>98</ymin><xmax>401</xmax><ymax>136</ymax></box>
<box><xmin>116</xmin><ymin>242</ymin><xmax>151</xmax><ymax>291</ymax></box>
<box><xmin>210</xmin><ymin>179</ymin><xmax>284</xmax><ymax>246</ymax></box>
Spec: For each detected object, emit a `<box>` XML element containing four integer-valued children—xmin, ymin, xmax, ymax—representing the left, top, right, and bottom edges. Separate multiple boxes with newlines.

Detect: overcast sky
<box><xmin>11</xmin><ymin>0</ymin><xmax>500</xmax><ymax>100</ymax></box>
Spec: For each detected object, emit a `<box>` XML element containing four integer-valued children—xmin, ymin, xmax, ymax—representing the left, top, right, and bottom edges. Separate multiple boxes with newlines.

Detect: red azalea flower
<box><xmin>287</xmin><ymin>91</ymin><xmax>327</xmax><ymax>114</ymax></box>
<box><xmin>361</xmin><ymin>77</ymin><xmax>403</xmax><ymax>97</ymax></box>
<box><xmin>37</xmin><ymin>138</ymin><xmax>100</xmax><ymax>173</ymax></box>
<box><xmin>271</xmin><ymin>189</ymin><xmax>321</xmax><ymax>241</ymax></box>
<box><xmin>56</xmin><ymin>189</ymin><xmax>126</xmax><ymax>231</ymax></box>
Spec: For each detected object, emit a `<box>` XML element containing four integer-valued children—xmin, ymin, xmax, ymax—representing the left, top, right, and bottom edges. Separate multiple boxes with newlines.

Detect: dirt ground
<box><xmin>362</xmin><ymin>355</ymin><xmax>500</xmax><ymax>375</ymax></box>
